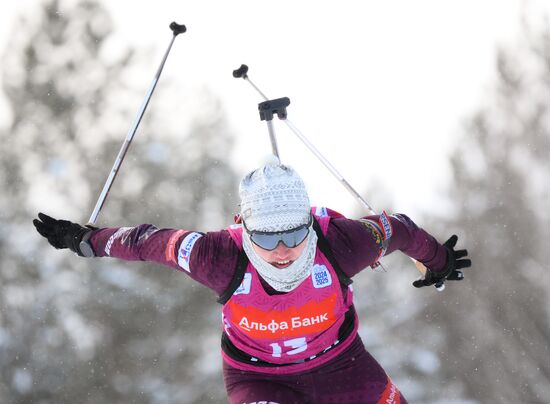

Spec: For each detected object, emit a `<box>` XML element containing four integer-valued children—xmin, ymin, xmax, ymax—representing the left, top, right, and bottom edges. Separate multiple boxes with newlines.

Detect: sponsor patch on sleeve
<box><xmin>379</xmin><ymin>210</ymin><xmax>393</xmax><ymax>240</ymax></box>
<box><xmin>358</xmin><ymin>219</ymin><xmax>383</xmax><ymax>248</ymax></box>
<box><xmin>378</xmin><ymin>210</ymin><xmax>393</xmax><ymax>258</ymax></box>
<box><xmin>177</xmin><ymin>232</ymin><xmax>203</xmax><ymax>272</ymax></box>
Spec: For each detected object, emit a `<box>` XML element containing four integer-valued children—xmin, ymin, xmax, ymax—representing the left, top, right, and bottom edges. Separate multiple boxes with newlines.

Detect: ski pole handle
<box><xmin>169</xmin><ymin>22</ymin><xmax>186</xmax><ymax>35</ymax></box>
<box><xmin>233</xmin><ymin>64</ymin><xmax>248</xmax><ymax>78</ymax></box>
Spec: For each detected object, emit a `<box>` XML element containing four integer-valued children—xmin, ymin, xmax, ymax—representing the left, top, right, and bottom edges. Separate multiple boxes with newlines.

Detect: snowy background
<box><xmin>1</xmin><ymin>0</ymin><xmax>549</xmax><ymax>403</ymax></box>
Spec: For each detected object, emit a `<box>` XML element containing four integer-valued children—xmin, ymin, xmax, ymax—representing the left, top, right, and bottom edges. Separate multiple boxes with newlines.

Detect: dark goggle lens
<box><xmin>249</xmin><ymin>226</ymin><xmax>310</xmax><ymax>251</ymax></box>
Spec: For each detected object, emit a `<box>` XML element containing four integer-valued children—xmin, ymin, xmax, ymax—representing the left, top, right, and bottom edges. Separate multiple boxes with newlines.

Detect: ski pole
<box><xmin>233</xmin><ymin>64</ymin><xmax>438</xmax><ymax>288</ymax></box>
<box><xmin>87</xmin><ymin>22</ymin><xmax>186</xmax><ymax>226</ymax></box>
<box><xmin>234</xmin><ymin>64</ymin><xmax>378</xmax><ymax>215</ymax></box>
<box><xmin>255</xmin><ymin>94</ymin><xmax>389</xmax><ymax>274</ymax></box>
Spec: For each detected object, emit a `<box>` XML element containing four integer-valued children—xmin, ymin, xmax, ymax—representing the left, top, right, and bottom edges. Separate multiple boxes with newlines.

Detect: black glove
<box><xmin>33</xmin><ymin>212</ymin><xmax>95</xmax><ymax>257</ymax></box>
<box><xmin>413</xmin><ymin>235</ymin><xmax>471</xmax><ymax>289</ymax></box>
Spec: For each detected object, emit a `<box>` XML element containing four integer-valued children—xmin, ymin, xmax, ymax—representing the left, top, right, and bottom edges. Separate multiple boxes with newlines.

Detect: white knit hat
<box><xmin>239</xmin><ymin>161</ymin><xmax>311</xmax><ymax>232</ymax></box>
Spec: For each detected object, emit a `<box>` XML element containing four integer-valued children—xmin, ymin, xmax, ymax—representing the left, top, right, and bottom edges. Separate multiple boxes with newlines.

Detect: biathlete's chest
<box><xmin>224</xmin><ymin>258</ymin><xmax>345</xmax><ymax>340</ymax></box>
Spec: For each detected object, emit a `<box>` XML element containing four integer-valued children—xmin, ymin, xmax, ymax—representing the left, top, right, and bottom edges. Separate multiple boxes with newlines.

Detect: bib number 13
<box><xmin>270</xmin><ymin>337</ymin><xmax>307</xmax><ymax>358</ymax></box>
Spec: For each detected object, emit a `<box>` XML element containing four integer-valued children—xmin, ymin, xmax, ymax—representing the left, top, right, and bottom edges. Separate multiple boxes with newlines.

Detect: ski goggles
<box><xmin>243</xmin><ymin>215</ymin><xmax>313</xmax><ymax>251</ymax></box>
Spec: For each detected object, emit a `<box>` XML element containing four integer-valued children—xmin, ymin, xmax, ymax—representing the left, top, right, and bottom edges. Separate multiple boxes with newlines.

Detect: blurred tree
<box><xmin>0</xmin><ymin>0</ymin><xmax>238</xmax><ymax>403</ymax></box>
<box><xmin>425</xmin><ymin>18</ymin><xmax>550</xmax><ymax>404</ymax></box>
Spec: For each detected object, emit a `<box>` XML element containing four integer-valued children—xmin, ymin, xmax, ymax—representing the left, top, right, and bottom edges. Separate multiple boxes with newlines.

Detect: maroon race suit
<box><xmin>87</xmin><ymin>207</ymin><xmax>448</xmax><ymax>403</ymax></box>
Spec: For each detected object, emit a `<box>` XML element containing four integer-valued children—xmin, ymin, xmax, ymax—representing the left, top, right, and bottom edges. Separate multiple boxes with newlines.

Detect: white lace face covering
<box><xmin>242</xmin><ymin>228</ymin><xmax>318</xmax><ymax>292</ymax></box>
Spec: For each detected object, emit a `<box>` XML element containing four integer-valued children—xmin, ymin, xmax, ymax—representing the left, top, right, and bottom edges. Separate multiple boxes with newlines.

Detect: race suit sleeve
<box><xmin>88</xmin><ymin>225</ymin><xmax>239</xmax><ymax>296</ymax></box>
<box><xmin>325</xmin><ymin>213</ymin><xmax>448</xmax><ymax>278</ymax></box>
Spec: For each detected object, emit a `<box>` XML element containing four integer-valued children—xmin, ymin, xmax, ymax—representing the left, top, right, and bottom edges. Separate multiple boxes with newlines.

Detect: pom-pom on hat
<box><xmin>239</xmin><ymin>159</ymin><xmax>311</xmax><ymax>233</ymax></box>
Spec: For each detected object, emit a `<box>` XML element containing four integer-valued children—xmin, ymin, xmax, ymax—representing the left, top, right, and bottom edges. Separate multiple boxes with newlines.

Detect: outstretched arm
<box><xmin>326</xmin><ymin>212</ymin><xmax>471</xmax><ymax>288</ymax></box>
<box><xmin>33</xmin><ymin>213</ymin><xmax>240</xmax><ymax>295</ymax></box>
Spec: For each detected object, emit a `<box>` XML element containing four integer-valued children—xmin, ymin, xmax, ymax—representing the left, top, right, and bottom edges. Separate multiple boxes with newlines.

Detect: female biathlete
<box><xmin>34</xmin><ymin>162</ymin><xmax>471</xmax><ymax>403</ymax></box>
